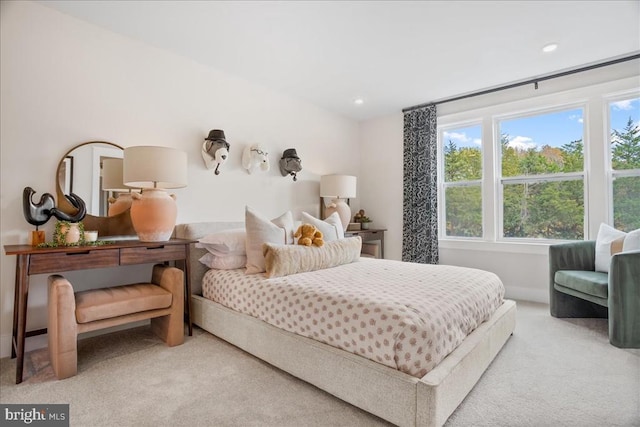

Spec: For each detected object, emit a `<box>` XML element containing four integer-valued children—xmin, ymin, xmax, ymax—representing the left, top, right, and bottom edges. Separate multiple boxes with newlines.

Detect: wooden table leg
<box><xmin>184</xmin><ymin>245</ymin><xmax>193</xmax><ymax>336</ymax></box>
<box><xmin>13</xmin><ymin>254</ymin><xmax>29</xmax><ymax>384</ymax></box>
<box><xmin>11</xmin><ymin>257</ymin><xmax>20</xmax><ymax>359</ymax></box>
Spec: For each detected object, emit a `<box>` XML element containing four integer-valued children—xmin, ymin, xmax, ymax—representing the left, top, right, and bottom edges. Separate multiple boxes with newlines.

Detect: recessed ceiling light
<box><xmin>542</xmin><ymin>43</ymin><xmax>558</xmax><ymax>53</ymax></box>
<box><xmin>354</xmin><ymin>98</ymin><xmax>364</xmax><ymax>105</ymax></box>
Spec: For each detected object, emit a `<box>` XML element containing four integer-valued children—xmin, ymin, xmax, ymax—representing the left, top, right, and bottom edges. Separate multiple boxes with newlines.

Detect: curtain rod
<box><xmin>402</xmin><ymin>53</ymin><xmax>640</xmax><ymax>113</ymax></box>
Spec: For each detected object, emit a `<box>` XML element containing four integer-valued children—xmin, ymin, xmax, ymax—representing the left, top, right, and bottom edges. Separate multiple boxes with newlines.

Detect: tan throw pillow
<box><xmin>245</xmin><ymin>207</ymin><xmax>294</xmax><ymax>274</ymax></box>
<box><xmin>610</xmin><ymin>236</ymin><xmax>625</xmax><ymax>256</ymax></box>
<box><xmin>263</xmin><ymin>236</ymin><xmax>362</xmax><ymax>278</ymax></box>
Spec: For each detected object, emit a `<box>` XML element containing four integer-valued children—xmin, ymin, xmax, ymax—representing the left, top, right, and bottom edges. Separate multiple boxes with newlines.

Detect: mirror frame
<box><xmin>55</xmin><ymin>141</ymin><xmax>136</xmax><ymax>237</ymax></box>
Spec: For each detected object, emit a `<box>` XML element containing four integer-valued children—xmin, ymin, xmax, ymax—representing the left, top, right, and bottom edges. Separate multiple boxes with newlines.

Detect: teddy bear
<box><xmin>294</xmin><ymin>223</ymin><xmax>324</xmax><ymax>247</ymax></box>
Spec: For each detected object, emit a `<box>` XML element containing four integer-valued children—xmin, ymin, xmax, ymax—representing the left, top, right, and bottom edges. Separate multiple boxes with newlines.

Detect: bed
<box><xmin>176</xmin><ymin>221</ymin><xmax>516</xmax><ymax>427</ymax></box>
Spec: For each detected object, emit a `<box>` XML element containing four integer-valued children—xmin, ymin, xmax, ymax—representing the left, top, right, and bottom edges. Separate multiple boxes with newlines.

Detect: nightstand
<box><xmin>345</xmin><ymin>228</ymin><xmax>386</xmax><ymax>259</ymax></box>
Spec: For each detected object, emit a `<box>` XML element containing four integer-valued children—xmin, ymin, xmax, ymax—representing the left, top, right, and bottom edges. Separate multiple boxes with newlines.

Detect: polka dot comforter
<box><xmin>202</xmin><ymin>258</ymin><xmax>505</xmax><ymax>378</ymax></box>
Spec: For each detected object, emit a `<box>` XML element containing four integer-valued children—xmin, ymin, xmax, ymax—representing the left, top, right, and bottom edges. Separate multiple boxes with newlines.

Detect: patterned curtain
<box><xmin>402</xmin><ymin>105</ymin><xmax>439</xmax><ymax>264</ymax></box>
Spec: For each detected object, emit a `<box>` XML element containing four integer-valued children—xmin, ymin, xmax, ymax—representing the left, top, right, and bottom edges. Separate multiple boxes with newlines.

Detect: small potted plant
<box><xmin>54</xmin><ymin>220</ymin><xmax>85</xmax><ymax>245</ymax></box>
<box><xmin>354</xmin><ymin>209</ymin><xmax>373</xmax><ymax>230</ymax></box>
<box><xmin>359</xmin><ymin>216</ymin><xmax>372</xmax><ymax>230</ymax></box>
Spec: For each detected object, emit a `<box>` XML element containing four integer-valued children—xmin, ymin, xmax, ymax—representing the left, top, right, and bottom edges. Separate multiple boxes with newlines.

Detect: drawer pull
<box><xmin>147</xmin><ymin>246</ymin><xmax>166</xmax><ymax>250</ymax></box>
<box><xmin>67</xmin><ymin>251</ymin><xmax>91</xmax><ymax>256</ymax></box>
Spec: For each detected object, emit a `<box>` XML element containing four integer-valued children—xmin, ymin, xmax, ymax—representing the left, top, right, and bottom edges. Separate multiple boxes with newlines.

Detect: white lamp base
<box><xmin>324</xmin><ymin>199</ymin><xmax>351</xmax><ymax>232</ymax></box>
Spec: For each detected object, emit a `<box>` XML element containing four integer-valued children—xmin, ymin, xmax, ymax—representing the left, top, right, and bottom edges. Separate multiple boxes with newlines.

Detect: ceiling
<box><xmin>39</xmin><ymin>1</ymin><xmax>640</xmax><ymax>122</ymax></box>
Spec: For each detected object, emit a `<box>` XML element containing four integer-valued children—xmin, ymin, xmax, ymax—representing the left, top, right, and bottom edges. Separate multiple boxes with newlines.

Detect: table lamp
<box><xmin>123</xmin><ymin>146</ymin><xmax>188</xmax><ymax>242</ymax></box>
<box><xmin>320</xmin><ymin>174</ymin><xmax>356</xmax><ymax>231</ymax></box>
<box><xmin>102</xmin><ymin>158</ymin><xmax>135</xmax><ymax>217</ymax></box>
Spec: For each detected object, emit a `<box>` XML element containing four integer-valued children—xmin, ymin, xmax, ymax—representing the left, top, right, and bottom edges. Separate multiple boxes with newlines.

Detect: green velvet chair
<box><xmin>549</xmin><ymin>240</ymin><xmax>640</xmax><ymax>348</ymax></box>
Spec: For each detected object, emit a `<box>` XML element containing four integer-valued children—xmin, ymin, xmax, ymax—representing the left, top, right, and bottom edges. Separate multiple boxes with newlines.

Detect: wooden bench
<box><xmin>47</xmin><ymin>264</ymin><xmax>184</xmax><ymax>379</ymax></box>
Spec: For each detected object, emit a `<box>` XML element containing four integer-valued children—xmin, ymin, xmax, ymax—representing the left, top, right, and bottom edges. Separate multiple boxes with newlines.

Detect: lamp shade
<box><xmin>320</xmin><ymin>175</ymin><xmax>357</xmax><ymax>199</ymax></box>
<box><xmin>123</xmin><ymin>146</ymin><xmax>188</xmax><ymax>189</ymax></box>
<box><xmin>102</xmin><ymin>158</ymin><xmax>129</xmax><ymax>192</ymax></box>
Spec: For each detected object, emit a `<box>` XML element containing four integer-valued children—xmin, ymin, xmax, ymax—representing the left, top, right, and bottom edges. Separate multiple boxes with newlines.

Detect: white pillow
<box><xmin>195</xmin><ymin>228</ymin><xmax>246</xmax><ymax>256</ymax></box>
<box><xmin>301</xmin><ymin>212</ymin><xmax>344</xmax><ymax>242</ymax></box>
<box><xmin>245</xmin><ymin>207</ymin><xmax>294</xmax><ymax>274</ymax></box>
<box><xmin>198</xmin><ymin>253</ymin><xmax>247</xmax><ymax>270</ymax></box>
<box><xmin>622</xmin><ymin>229</ymin><xmax>640</xmax><ymax>252</ymax></box>
<box><xmin>595</xmin><ymin>223</ymin><xmax>627</xmax><ymax>273</ymax></box>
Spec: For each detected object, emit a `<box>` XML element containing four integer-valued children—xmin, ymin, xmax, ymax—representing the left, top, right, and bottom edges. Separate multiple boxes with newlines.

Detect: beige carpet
<box><xmin>1</xmin><ymin>301</ymin><xmax>638</xmax><ymax>426</ymax></box>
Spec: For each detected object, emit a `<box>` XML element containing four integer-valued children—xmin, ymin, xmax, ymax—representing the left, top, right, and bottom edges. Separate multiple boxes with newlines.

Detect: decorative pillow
<box><xmin>263</xmin><ymin>236</ymin><xmax>362</xmax><ymax>278</ymax></box>
<box><xmin>301</xmin><ymin>211</ymin><xmax>344</xmax><ymax>242</ymax></box>
<box><xmin>610</xmin><ymin>236</ymin><xmax>625</xmax><ymax>257</ymax></box>
<box><xmin>595</xmin><ymin>223</ymin><xmax>627</xmax><ymax>273</ymax></box>
<box><xmin>245</xmin><ymin>207</ymin><xmax>294</xmax><ymax>274</ymax></box>
<box><xmin>622</xmin><ymin>229</ymin><xmax>640</xmax><ymax>252</ymax></box>
<box><xmin>195</xmin><ymin>228</ymin><xmax>246</xmax><ymax>256</ymax></box>
<box><xmin>199</xmin><ymin>253</ymin><xmax>247</xmax><ymax>270</ymax></box>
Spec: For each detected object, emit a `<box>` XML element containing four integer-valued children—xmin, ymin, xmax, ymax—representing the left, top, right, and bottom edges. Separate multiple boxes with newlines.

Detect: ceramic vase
<box><xmin>58</xmin><ymin>222</ymin><xmax>81</xmax><ymax>244</ymax></box>
<box><xmin>108</xmin><ymin>193</ymin><xmax>134</xmax><ymax>217</ymax></box>
<box><xmin>130</xmin><ymin>189</ymin><xmax>177</xmax><ymax>242</ymax></box>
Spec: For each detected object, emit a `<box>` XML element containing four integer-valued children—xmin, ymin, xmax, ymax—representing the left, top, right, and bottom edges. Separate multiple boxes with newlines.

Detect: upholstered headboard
<box><xmin>175</xmin><ymin>222</ymin><xmax>244</xmax><ymax>295</ymax></box>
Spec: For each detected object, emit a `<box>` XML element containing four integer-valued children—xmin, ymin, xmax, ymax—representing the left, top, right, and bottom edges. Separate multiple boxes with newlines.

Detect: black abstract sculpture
<box><xmin>23</xmin><ymin>187</ymin><xmax>87</xmax><ymax>228</ymax></box>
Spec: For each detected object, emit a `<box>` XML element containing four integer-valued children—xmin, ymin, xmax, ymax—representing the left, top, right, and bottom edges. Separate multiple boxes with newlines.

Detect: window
<box><xmin>608</xmin><ymin>97</ymin><xmax>640</xmax><ymax>232</ymax></box>
<box><xmin>438</xmin><ymin>77</ymin><xmax>638</xmax><ymax>245</ymax></box>
<box><xmin>441</xmin><ymin>125</ymin><xmax>483</xmax><ymax>237</ymax></box>
<box><xmin>498</xmin><ymin>108</ymin><xmax>585</xmax><ymax>240</ymax></box>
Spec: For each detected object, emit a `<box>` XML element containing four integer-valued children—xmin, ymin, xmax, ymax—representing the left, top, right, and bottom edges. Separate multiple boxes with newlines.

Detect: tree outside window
<box><xmin>609</xmin><ymin>97</ymin><xmax>640</xmax><ymax>231</ymax></box>
<box><xmin>499</xmin><ymin>108</ymin><xmax>585</xmax><ymax>240</ymax></box>
<box><xmin>441</xmin><ymin>125</ymin><xmax>482</xmax><ymax>237</ymax></box>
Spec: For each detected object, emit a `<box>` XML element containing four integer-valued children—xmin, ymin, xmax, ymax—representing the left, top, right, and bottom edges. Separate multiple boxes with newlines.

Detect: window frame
<box><xmin>603</xmin><ymin>90</ymin><xmax>640</xmax><ymax>229</ymax></box>
<box><xmin>494</xmin><ymin>102</ymin><xmax>589</xmax><ymax>242</ymax></box>
<box><xmin>437</xmin><ymin>76</ymin><xmax>639</xmax><ymax>248</ymax></box>
<box><xmin>437</xmin><ymin>120</ymin><xmax>484</xmax><ymax>240</ymax></box>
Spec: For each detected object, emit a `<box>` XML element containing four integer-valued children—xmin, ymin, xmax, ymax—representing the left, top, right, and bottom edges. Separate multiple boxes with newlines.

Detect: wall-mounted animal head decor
<box><xmin>23</xmin><ymin>187</ymin><xmax>87</xmax><ymax>227</ymax></box>
<box><xmin>279</xmin><ymin>148</ymin><xmax>302</xmax><ymax>181</ymax></box>
<box><xmin>242</xmin><ymin>144</ymin><xmax>270</xmax><ymax>174</ymax></box>
<box><xmin>201</xmin><ymin>129</ymin><xmax>230</xmax><ymax>175</ymax></box>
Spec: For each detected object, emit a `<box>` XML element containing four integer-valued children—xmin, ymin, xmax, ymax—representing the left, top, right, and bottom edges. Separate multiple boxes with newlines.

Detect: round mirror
<box><xmin>56</xmin><ymin>141</ymin><xmax>136</xmax><ymax>237</ymax></box>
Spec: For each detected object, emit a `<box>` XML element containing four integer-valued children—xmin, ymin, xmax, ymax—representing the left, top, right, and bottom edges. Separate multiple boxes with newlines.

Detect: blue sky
<box><xmin>442</xmin><ymin>97</ymin><xmax>639</xmax><ymax>151</ymax></box>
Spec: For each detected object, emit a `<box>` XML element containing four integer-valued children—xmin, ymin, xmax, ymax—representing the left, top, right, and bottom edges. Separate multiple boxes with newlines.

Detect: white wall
<box><xmin>360</xmin><ymin>61</ymin><xmax>640</xmax><ymax>304</ymax></box>
<box><xmin>0</xmin><ymin>1</ymin><xmax>360</xmax><ymax>358</ymax></box>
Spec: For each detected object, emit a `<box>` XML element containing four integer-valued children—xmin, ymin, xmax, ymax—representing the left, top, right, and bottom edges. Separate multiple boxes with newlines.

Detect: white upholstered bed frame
<box><xmin>176</xmin><ymin>222</ymin><xmax>517</xmax><ymax>427</ymax></box>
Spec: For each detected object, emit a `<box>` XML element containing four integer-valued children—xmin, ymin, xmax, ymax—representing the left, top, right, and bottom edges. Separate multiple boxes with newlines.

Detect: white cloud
<box><xmin>443</xmin><ymin>131</ymin><xmax>471</xmax><ymax>144</ymax></box>
<box><xmin>443</xmin><ymin>131</ymin><xmax>482</xmax><ymax>146</ymax></box>
<box><xmin>612</xmin><ymin>100</ymin><xmax>635</xmax><ymax>111</ymax></box>
<box><xmin>569</xmin><ymin>114</ymin><xmax>583</xmax><ymax>124</ymax></box>
<box><xmin>507</xmin><ymin>136</ymin><xmax>537</xmax><ymax>150</ymax></box>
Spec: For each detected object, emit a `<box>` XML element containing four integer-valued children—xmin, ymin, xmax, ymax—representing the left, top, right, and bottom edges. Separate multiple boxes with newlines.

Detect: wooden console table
<box><xmin>4</xmin><ymin>238</ymin><xmax>194</xmax><ymax>384</ymax></box>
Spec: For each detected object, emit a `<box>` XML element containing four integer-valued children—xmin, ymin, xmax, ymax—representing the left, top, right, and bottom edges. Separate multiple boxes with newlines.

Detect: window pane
<box><xmin>500</xmin><ymin>109</ymin><xmax>584</xmax><ymax>177</ymax></box>
<box><xmin>503</xmin><ymin>180</ymin><xmax>584</xmax><ymax>239</ymax></box>
<box><xmin>443</xmin><ymin>125</ymin><xmax>482</xmax><ymax>182</ymax></box>
<box><xmin>613</xmin><ymin>176</ymin><xmax>640</xmax><ymax>231</ymax></box>
<box><xmin>610</xmin><ymin>98</ymin><xmax>640</xmax><ymax>171</ymax></box>
<box><xmin>445</xmin><ymin>186</ymin><xmax>482</xmax><ymax>237</ymax></box>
